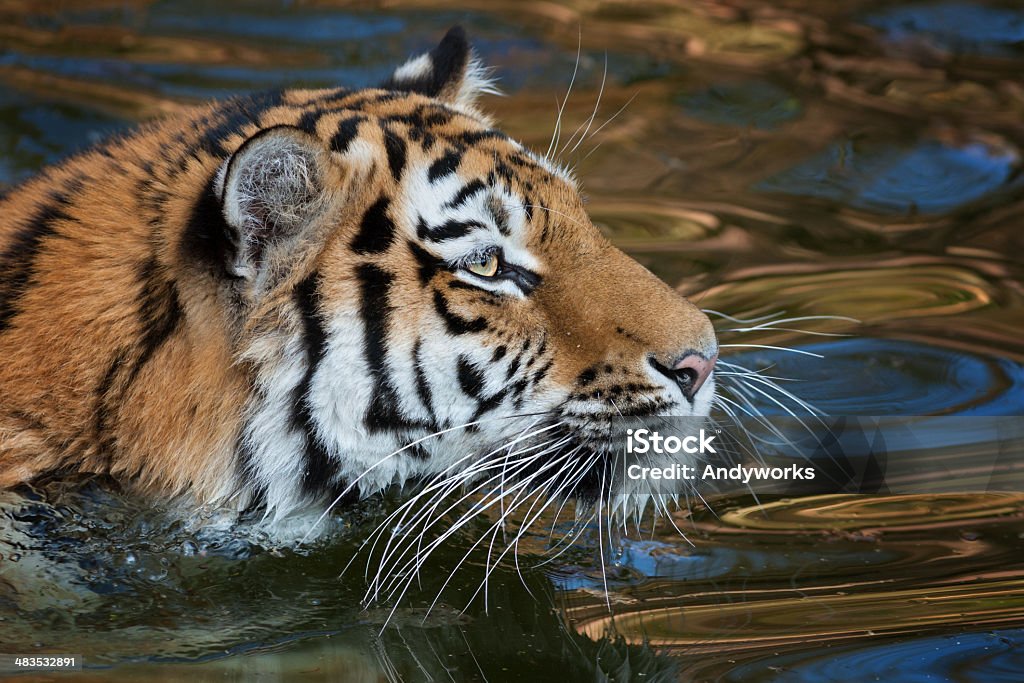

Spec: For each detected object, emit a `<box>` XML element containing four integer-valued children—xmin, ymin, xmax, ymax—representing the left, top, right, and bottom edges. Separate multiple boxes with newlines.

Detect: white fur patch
<box><xmin>454</xmin><ymin>53</ymin><xmax>502</xmax><ymax>108</ymax></box>
<box><xmin>392</xmin><ymin>53</ymin><xmax>433</xmax><ymax>81</ymax></box>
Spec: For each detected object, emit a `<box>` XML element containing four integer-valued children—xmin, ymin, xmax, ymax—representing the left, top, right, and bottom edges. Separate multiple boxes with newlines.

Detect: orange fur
<box><xmin>0</xmin><ymin>32</ymin><xmax>716</xmax><ymax>514</ymax></box>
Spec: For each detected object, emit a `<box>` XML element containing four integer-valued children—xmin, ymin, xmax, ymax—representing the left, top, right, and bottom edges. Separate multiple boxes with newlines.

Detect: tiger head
<box><xmin>209</xmin><ymin>28</ymin><xmax>718</xmax><ymax>517</ymax></box>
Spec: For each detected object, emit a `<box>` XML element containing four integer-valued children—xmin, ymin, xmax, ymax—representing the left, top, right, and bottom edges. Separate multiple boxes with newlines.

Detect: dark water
<box><xmin>1</xmin><ymin>1</ymin><xmax>1023</xmax><ymax>680</ymax></box>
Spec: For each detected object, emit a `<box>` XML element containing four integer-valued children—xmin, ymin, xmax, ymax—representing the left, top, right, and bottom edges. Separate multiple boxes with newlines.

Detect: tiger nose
<box><xmin>673</xmin><ymin>352</ymin><xmax>717</xmax><ymax>398</ymax></box>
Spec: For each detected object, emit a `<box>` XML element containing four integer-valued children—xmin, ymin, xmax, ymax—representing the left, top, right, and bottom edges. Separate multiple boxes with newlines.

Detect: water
<box><xmin>1</xmin><ymin>0</ymin><xmax>1023</xmax><ymax>680</ymax></box>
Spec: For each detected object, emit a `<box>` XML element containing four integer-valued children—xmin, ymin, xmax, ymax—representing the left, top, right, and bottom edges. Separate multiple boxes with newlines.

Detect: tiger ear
<box><xmin>382</xmin><ymin>26</ymin><xmax>499</xmax><ymax>108</ymax></box>
<box><xmin>215</xmin><ymin>125</ymin><xmax>336</xmax><ymax>282</ymax></box>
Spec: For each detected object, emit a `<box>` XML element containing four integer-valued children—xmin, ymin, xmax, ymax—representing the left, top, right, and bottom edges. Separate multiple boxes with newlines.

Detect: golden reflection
<box><xmin>0</xmin><ymin>0</ymin><xmax>1022</xmax><ymax>679</ymax></box>
<box><xmin>561</xmin><ymin>491</ymin><xmax>1024</xmax><ymax>678</ymax></box>
<box><xmin>717</xmin><ymin>493</ymin><xmax>1024</xmax><ymax>531</ymax></box>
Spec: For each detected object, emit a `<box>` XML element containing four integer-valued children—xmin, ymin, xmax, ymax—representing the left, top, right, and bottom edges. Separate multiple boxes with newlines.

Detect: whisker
<box><xmin>371</xmin><ymin>436</ymin><xmax>574</xmax><ymax>603</ymax></box>
<box><xmin>546</xmin><ymin>28</ymin><xmax>582</xmax><ymax>160</ymax></box>
<box><xmin>724</xmin><ymin>327</ymin><xmax>853</xmax><ymax>338</ymax></box>
<box><xmin>365</xmin><ymin>432</ymin><xmax>567</xmax><ymax>596</ymax></box>
<box><xmin>578</xmin><ymin>92</ymin><xmax>639</xmax><ymax>164</ymax></box>
<box><xmin>727</xmin><ymin>314</ymin><xmax>860</xmax><ymax>329</ymax></box>
<box><xmin>559</xmin><ymin>51</ymin><xmax>607</xmax><ymax>159</ymax></box>
<box><xmin>719</xmin><ymin>343</ymin><xmax>825</xmax><ymax>359</ymax></box>
<box><xmin>703</xmin><ymin>308</ymin><xmax>787</xmax><ymax>324</ymax></box>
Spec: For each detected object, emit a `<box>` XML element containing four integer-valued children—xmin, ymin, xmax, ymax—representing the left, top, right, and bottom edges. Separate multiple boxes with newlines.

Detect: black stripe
<box><xmin>432</xmin><ymin>289</ymin><xmax>487</xmax><ymax>335</ymax></box>
<box><xmin>197</xmin><ymin>90</ymin><xmax>287</xmax><ymax>156</ymax></box>
<box><xmin>458</xmin><ymin>130</ymin><xmax>505</xmax><ymax>145</ymax></box>
<box><xmin>330</xmin><ymin>116</ymin><xmax>364</xmax><ymax>154</ymax></box>
<box><xmin>235</xmin><ymin>434</ymin><xmax>268</xmax><ymax>517</ymax></box>
<box><xmin>532</xmin><ymin>358</ymin><xmax>553</xmax><ymax>385</ymax></box>
<box><xmin>457</xmin><ymin>355</ymin><xmax>485</xmax><ymax>399</ymax></box>
<box><xmin>408</xmin><ymin>241</ymin><xmax>442</xmax><ymax>287</ymax></box>
<box><xmin>418</xmin><ymin>219</ymin><xmax>485</xmax><ymax>242</ymax></box>
<box><xmin>295</xmin><ymin>109</ymin><xmax>322</xmax><ymax>134</ymax></box>
<box><xmin>93</xmin><ymin>350</ymin><xmax>128</xmax><ymax>455</ymax></box>
<box><xmin>446</xmin><ymin>279</ymin><xmax>483</xmax><ymax>292</ymax></box>
<box><xmin>422</xmin><ymin>111</ymin><xmax>454</xmax><ymax>127</ymax></box>
<box><xmin>90</xmin><ymin>258</ymin><xmax>182</xmax><ymax>461</ymax></box>
<box><xmin>125</xmin><ymin>257</ymin><xmax>184</xmax><ymax>387</ymax></box>
<box><xmin>472</xmin><ymin>386</ymin><xmax>509</xmax><ymax>420</ymax></box>
<box><xmin>181</xmin><ymin>175</ymin><xmax>235</xmax><ymax>276</ymax></box>
<box><xmin>494</xmin><ymin>160</ymin><xmax>514</xmax><ymax>183</ymax></box>
<box><xmin>522</xmin><ymin>196</ymin><xmax>534</xmax><ymax>222</ymax></box>
<box><xmin>313</xmin><ymin>86</ymin><xmax>352</xmax><ymax>104</ymax></box>
<box><xmin>487</xmin><ymin>197</ymin><xmax>511</xmax><ymax>235</ymax></box>
<box><xmin>443</xmin><ymin>179</ymin><xmax>486</xmax><ymax>209</ymax></box>
<box><xmin>428</xmin><ymin>148</ymin><xmax>463</xmax><ymax>182</ymax></box>
<box><xmin>352</xmin><ymin>196</ymin><xmax>395</xmax><ymax>255</ymax></box>
<box><xmin>412</xmin><ymin>338</ymin><xmax>436</xmax><ymax>424</ymax></box>
<box><xmin>505</xmin><ymin>338</ymin><xmax>534</xmax><ymax>380</ymax></box>
<box><xmin>505</xmin><ymin>353</ymin><xmax>521</xmax><ymax>380</ymax></box>
<box><xmin>0</xmin><ymin>192</ymin><xmax>73</xmax><ymax>331</ymax></box>
<box><xmin>291</xmin><ymin>271</ymin><xmax>339</xmax><ymax>497</ymax></box>
<box><xmin>357</xmin><ymin>263</ymin><xmax>420</xmax><ymax>432</ymax></box>
<box><xmin>539</xmin><ymin>203</ymin><xmax>552</xmax><ymax>244</ymax></box>
<box><xmin>333</xmin><ymin>91</ymin><xmax>402</xmax><ymax>111</ymax></box>
<box><xmin>535</xmin><ymin>337</ymin><xmax>548</xmax><ymax>357</ymax></box>
<box><xmin>383</xmin><ymin>127</ymin><xmax>407</xmax><ymax>182</ymax></box>
<box><xmin>506</xmin><ymin>154</ymin><xmax>532</xmax><ymax>167</ymax></box>
<box><xmin>457</xmin><ymin>356</ymin><xmax>510</xmax><ymax>419</ymax></box>
<box><xmin>510</xmin><ymin>377</ymin><xmax>530</xmax><ymax>409</ymax></box>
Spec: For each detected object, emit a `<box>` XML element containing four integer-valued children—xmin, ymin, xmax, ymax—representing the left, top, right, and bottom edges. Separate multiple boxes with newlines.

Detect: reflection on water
<box><xmin>677</xmin><ymin>80</ymin><xmax>802</xmax><ymax>131</ymax></box>
<box><xmin>1</xmin><ymin>0</ymin><xmax>1023</xmax><ymax>680</ymax></box>
<box><xmin>756</xmin><ymin>137</ymin><xmax>1019</xmax><ymax>215</ymax></box>
<box><xmin>728</xmin><ymin>629</ymin><xmax>1024</xmax><ymax>683</ymax></box>
<box><xmin>725</xmin><ymin>338</ymin><xmax>1024</xmax><ymax>416</ymax></box>
<box><xmin>865</xmin><ymin>2</ymin><xmax>1024</xmax><ymax>58</ymax></box>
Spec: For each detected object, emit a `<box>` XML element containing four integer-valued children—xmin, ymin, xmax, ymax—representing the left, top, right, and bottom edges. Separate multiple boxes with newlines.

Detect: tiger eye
<box><xmin>467</xmin><ymin>253</ymin><xmax>499</xmax><ymax>277</ymax></box>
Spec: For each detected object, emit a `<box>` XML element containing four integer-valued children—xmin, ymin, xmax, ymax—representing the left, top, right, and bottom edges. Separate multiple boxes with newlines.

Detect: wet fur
<box><xmin>0</xmin><ymin>27</ymin><xmax>718</xmax><ymax>527</ymax></box>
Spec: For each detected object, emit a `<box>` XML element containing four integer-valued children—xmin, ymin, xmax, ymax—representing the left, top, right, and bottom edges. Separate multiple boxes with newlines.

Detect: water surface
<box><xmin>1</xmin><ymin>0</ymin><xmax>1022</xmax><ymax>680</ymax></box>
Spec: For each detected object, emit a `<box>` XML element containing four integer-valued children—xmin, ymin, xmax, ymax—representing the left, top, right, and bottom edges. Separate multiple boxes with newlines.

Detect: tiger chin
<box><xmin>0</xmin><ymin>27</ymin><xmax>718</xmax><ymax>539</ymax></box>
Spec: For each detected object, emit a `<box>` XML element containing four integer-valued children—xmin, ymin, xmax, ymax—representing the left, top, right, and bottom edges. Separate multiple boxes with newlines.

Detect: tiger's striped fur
<box><xmin>0</xmin><ymin>28</ymin><xmax>717</xmax><ymax>527</ymax></box>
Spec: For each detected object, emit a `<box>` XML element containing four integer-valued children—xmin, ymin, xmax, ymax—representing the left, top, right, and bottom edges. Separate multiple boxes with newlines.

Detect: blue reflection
<box><xmin>0</xmin><ymin>90</ymin><xmax>128</xmax><ymax>186</ymax></box>
<box><xmin>722</xmin><ymin>338</ymin><xmax>1024</xmax><ymax>416</ymax></box>
<box><xmin>865</xmin><ymin>2</ymin><xmax>1024</xmax><ymax>57</ymax></box>
<box><xmin>0</xmin><ymin>6</ymin><xmax>628</xmax><ymax>98</ymax></box>
<box><xmin>756</xmin><ymin>139</ymin><xmax>1017</xmax><ymax>214</ymax></box>
<box><xmin>677</xmin><ymin>80</ymin><xmax>801</xmax><ymax>130</ymax></box>
<box><xmin>548</xmin><ymin>536</ymin><xmax>899</xmax><ymax>589</ymax></box>
<box><xmin>149</xmin><ymin>7</ymin><xmax>407</xmax><ymax>43</ymax></box>
<box><xmin>727</xmin><ymin>629</ymin><xmax>1024</xmax><ymax>683</ymax></box>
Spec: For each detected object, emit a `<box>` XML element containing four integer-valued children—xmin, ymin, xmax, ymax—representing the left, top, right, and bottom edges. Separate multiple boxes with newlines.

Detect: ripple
<box><xmin>721</xmin><ymin>338</ymin><xmax>1024</xmax><ymax>416</ymax></box>
<box><xmin>677</xmin><ymin>80</ymin><xmax>802</xmax><ymax>130</ymax></box>
<box><xmin>864</xmin><ymin>2</ymin><xmax>1024</xmax><ymax>58</ymax></box>
<box><xmin>719</xmin><ymin>492</ymin><xmax>1024</xmax><ymax>531</ymax></box>
<box><xmin>703</xmin><ymin>264</ymin><xmax>997</xmax><ymax>321</ymax></box>
<box><xmin>725</xmin><ymin>629</ymin><xmax>1024</xmax><ymax>683</ymax></box>
<box><xmin>755</xmin><ymin>137</ymin><xmax>1018</xmax><ymax>215</ymax></box>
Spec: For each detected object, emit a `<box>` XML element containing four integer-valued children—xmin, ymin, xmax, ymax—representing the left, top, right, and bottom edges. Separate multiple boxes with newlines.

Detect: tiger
<box><xmin>0</xmin><ymin>26</ymin><xmax>718</xmax><ymax>533</ymax></box>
